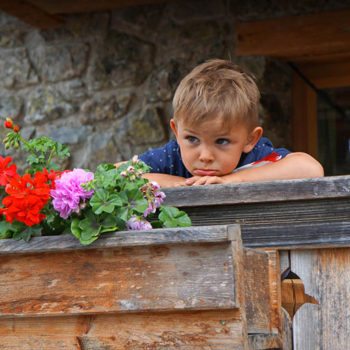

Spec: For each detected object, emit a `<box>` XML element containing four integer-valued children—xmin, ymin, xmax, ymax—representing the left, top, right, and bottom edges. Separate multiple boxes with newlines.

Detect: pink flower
<box><xmin>50</xmin><ymin>168</ymin><xmax>94</xmax><ymax>219</ymax></box>
<box><xmin>142</xmin><ymin>181</ymin><xmax>166</xmax><ymax>217</ymax></box>
<box><xmin>127</xmin><ymin>216</ymin><xmax>152</xmax><ymax>231</ymax></box>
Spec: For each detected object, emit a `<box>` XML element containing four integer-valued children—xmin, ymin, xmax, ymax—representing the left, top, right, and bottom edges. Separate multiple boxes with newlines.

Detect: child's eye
<box><xmin>216</xmin><ymin>138</ymin><xmax>230</xmax><ymax>145</ymax></box>
<box><xmin>185</xmin><ymin>136</ymin><xmax>199</xmax><ymax>144</ymax></box>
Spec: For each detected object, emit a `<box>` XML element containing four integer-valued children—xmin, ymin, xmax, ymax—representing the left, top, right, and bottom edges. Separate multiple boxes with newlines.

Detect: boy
<box><xmin>138</xmin><ymin>59</ymin><xmax>324</xmax><ymax>188</ymax></box>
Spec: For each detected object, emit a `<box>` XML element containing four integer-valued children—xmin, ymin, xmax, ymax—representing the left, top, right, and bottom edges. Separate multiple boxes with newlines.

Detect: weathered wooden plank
<box><xmin>291</xmin><ymin>249</ymin><xmax>350</xmax><ymax>349</ymax></box>
<box><xmin>29</xmin><ymin>0</ymin><xmax>168</xmax><ymax>14</ymax></box>
<box><xmin>299</xmin><ymin>59</ymin><xmax>350</xmax><ymax>89</ymax></box>
<box><xmin>0</xmin><ymin>310</ymin><xmax>248</xmax><ymax>349</ymax></box>
<box><xmin>292</xmin><ymin>70</ymin><xmax>318</xmax><ymax>156</ymax></box>
<box><xmin>0</xmin><ymin>337</ymin><xmax>80</xmax><ymax>350</ymax></box>
<box><xmin>0</xmin><ymin>0</ymin><xmax>63</xmax><ymax>28</ymax></box>
<box><xmin>244</xmin><ymin>221</ymin><xmax>350</xmax><ymax>249</ymax></box>
<box><xmin>235</xmin><ymin>9</ymin><xmax>350</xmax><ymax>62</ymax></box>
<box><xmin>248</xmin><ymin>334</ymin><xmax>282</xmax><ymax>350</ymax></box>
<box><xmin>164</xmin><ymin>175</ymin><xmax>350</xmax><ymax>207</ymax></box>
<box><xmin>265</xmin><ymin>250</ymin><xmax>281</xmax><ymax>332</ymax></box>
<box><xmin>0</xmin><ymin>241</ymin><xmax>238</xmax><ymax>317</ymax></box>
<box><xmin>279</xmin><ymin>251</ymin><xmax>290</xmax><ymax>277</ymax></box>
<box><xmin>227</xmin><ymin>225</ymin><xmax>249</xmax><ymax>349</ymax></box>
<box><xmin>181</xmin><ymin>198</ymin><xmax>350</xmax><ymax>229</ymax></box>
<box><xmin>281</xmin><ymin>308</ymin><xmax>292</xmax><ymax>350</ymax></box>
<box><xmin>167</xmin><ymin>197</ymin><xmax>350</xmax><ymax>249</ymax></box>
<box><xmin>243</xmin><ymin>248</ymin><xmax>272</xmax><ymax>334</ymax></box>
<box><xmin>0</xmin><ymin>225</ymin><xmax>237</xmax><ymax>255</ymax></box>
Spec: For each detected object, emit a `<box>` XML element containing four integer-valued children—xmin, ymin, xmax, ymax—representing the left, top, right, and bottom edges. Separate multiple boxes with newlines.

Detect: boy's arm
<box><xmin>185</xmin><ymin>152</ymin><xmax>324</xmax><ymax>186</ymax></box>
<box><xmin>115</xmin><ymin>162</ymin><xmax>187</xmax><ymax>188</ymax></box>
<box><xmin>143</xmin><ymin>173</ymin><xmax>187</xmax><ymax>188</ymax></box>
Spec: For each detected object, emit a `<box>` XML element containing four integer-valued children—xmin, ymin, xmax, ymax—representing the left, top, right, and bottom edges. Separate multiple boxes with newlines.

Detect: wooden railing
<box><xmin>0</xmin><ymin>175</ymin><xmax>349</xmax><ymax>349</ymax></box>
<box><xmin>165</xmin><ymin>175</ymin><xmax>350</xmax><ymax>349</ymax></box>
<box><xmin>164</xmin><ymin>175</ymin><xmax>350</xmax><ymax>249</ymax></box>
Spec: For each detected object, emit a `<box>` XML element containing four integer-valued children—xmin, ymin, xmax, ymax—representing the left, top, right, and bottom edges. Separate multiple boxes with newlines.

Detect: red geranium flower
<box><xmin>4</xmin><ymin>118</ymin><xmax>13</xmax><ymax>129</ymax></box>
<box><xmin>0</xmin><ymin>156</ymin><xmax>17</xmax><ymax>186</ymax></box>
<box><xmin>1</xmin><ymin>171</ymin><xmax>51</xmax><ymax>226</ymax></box>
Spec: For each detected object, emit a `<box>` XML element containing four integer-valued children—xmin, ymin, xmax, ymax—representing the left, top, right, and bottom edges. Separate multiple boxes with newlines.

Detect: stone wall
<box><xmin>0</xmin><ymin>0</ymin><xmax>349</xmax><ymax>170</ymax></box>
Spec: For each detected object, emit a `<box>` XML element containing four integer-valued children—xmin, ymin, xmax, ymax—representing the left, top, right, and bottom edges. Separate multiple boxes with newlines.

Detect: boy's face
<box><xmin>170</xmin><ymin>118</ymin><xmax>262</xmax><ymax>176</ymax></box>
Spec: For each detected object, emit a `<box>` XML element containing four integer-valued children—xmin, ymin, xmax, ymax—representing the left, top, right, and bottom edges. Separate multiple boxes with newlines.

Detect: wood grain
<box><xmin>281</xmin><ymin>279</ymin><xmax>318</xmax><ymax>318</ymax></box>
<box><xmin>0</xmin><ymin>225</ymin><xmax>236</xmax><ymax>254</ymax></box>
<box><xmin>265</xmin><ymin>250</ymin><xmax>282</xmax><ymax>332</ymax></box>
<box><xmin>0</xmin><ymin>0</ymin><xmax>62</xmax><ymax>28</ymax></box>
<box><xmin>168</xmin><ymin>199</ymin><xmax>350</xmax><ymax>249</ymax></box>
<box><xmin>235</xmin><ymin>9</ymin><xmax>350</xmax><ymax>62</ymax></box>
<box><xmin>292</xmin><ymin>70</ymin><xmax>318</xmax><ymax>156</ymax></box>
<box><xmin>0</xmin><ymin>310</ymin><xmax>247</xmax><ymax>349</ymax></box>
<box><xmin>291</xmin><ymin>249</ymin><xmax>350</xmax><ymax>349</ymax></box>
<box><xmin>243</xmin><ymin>248</ymin><xmax>272</xmax><ymax>334</ymax></box>
<box><xmin>29</xmin><ymin>0</ymin><xmax>168</xmax><ymax>14</ymax></box>
<box><xmin>0</xmin><ymin>242</ymin><xmax>238</xmax><ymax>317</ymax></box>
<box><xmin>299</xmin><ymin>59</ymin><xmax>350</xmax><ymax>89</ymax></box>
<box><xmin>164</xmin><ymin>175</ymin><xmax>350</xmax><ymax>207</ymax></box>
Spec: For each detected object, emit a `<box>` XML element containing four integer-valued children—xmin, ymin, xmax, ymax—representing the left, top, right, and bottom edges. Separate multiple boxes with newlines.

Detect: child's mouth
<box><xmin>193</xmin><ymin>169</ymin><xmax>218</xmax><ymax>176</ymax></box>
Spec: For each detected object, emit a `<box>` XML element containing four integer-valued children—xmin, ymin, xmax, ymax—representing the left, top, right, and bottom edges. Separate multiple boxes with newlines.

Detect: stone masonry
<box><xmin>0</xmin><ymin>0</ymin><xmax>349</xmax><ymax>170</ymax></box>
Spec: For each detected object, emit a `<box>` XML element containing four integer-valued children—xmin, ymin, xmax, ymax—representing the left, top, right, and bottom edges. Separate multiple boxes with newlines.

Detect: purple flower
<box><xmin>127</xmin><ymin>216</ymin><xmax>152</xmax><ymax>231</ymax></box>
<box><xmin>143</xmin><ymin>181</ymin><xmax>166</xmax><ymax>217</ymax></box>
<box><xmin>50</xmin><ymin>168</ymin><xmax>94</xmax><ymax>219</ymax></box>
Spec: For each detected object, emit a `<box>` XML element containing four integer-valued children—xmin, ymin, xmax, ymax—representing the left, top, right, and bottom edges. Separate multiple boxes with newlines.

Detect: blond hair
<box><xmin>172</xmin><ymin>59</ymin><xmax>260</xmax><ymax>129</ymax></box>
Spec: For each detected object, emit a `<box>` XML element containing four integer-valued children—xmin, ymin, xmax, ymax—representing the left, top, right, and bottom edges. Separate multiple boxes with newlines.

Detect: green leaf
<box><xmin>23</xmin><ymin>135</ymin><xmax>70</xmax><ymax>172</ymax></box>
<box><xmin>132</xmin><ymin>198</ymin><xmax>148</xmax><ymax>214</ymax></box>
<box><xmin>0</xmin><ymin>220</ymin><xmax>27</xmax><ymax>239</ymax></box>
<box><xmin>90</xmin><ymin>189</ymin><xmax>123</xmax><ymax>215</ymax></box>
<box><xmin>99</xmin><ymin>214</ymin><xmax>118</xmax><ymax>233</ymax></box>
<box><xmin>159</xmin><ymin>206</ymin><xmax>192</xmax><ymax>228</ymax></box>
<box><xmin>115</xmin><ymin>206</ymin><xmax>129</xmax><ymax>222</ymax></box>
<box><xmin>0</xmin><ymin>221</ymin><xmax>21</xmax><ymax>239</ymax></box>
<box><xmin>12</xmin><ymin>225</ymin><xmax>42</xmax><ymax>242</ymax></box>
<box><xmin>150</xmin><ymin>220</ymin><xmax>163</xmax><ymax>229</ymax></box>
<box><xmin>42</xmin><ymin>211</ymin><xmax>68</xmax><ymax>235</ymax></box>
<box><xmin>94</xmin><ymin>163</ymin><xmax>120</xmax><ymax>189</ymax></box>
<box><xmin>71</xmin><ymin>218</ymin><xmax>82</xmax><ymax>239</ymax></box>
<box><xmin>71</xmin><ymin>214</ymin><xmax>102</xmax><ymax>245</ymax></box>
<box><xmin>79</xmin><ymin>217</ymin><xmax>101</xmax><ymax>239</ymax></box>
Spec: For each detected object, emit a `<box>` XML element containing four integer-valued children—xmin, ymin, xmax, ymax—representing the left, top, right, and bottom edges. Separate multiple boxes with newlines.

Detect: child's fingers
<box><xmin>186</xmin><ymin>176</ymin><xmax>223</xmax><ymax>186</ymax></box>
<box><xmin>185</xmin><ymin>177</ymin><xmax>199</xmax><ymax>185</ymax></box>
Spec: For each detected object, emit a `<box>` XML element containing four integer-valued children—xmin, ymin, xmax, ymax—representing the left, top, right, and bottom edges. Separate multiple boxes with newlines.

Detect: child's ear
<box><xmin>170</xmin><ymin>118</ymin><xmax>178</xmax><ymax>137</ymax></box>
<box><xmin>243</xmin><ymin>127</ymin><xmax>263</xmax><ymax>153</ymax></box>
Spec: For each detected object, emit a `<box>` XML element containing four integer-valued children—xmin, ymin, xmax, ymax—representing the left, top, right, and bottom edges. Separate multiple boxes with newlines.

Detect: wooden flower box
<box><xmin>0</xmin><ymin>224</ymin><xmax>284</xmax><ymax>349</ymax></box>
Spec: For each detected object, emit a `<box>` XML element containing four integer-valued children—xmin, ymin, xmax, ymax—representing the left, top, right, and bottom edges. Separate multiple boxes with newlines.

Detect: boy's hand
<box><xmin>185</xmin><ymin>176</ymin><xmax>226</xmax><ymax>186</ymax></box>
<box><xmin>143</xmin><ymin>173</ymin><xmax>187</xmax><ymax>188</ymax></box>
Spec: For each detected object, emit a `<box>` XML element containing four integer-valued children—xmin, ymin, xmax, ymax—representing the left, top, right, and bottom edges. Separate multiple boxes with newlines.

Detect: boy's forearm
<box><xmin>142</xmin><ymin>173</ymin><xmax>187</xmax><ymax>188</ymax></box>
<box><xmin>223</xmin><ymin>152</ymin><xmax>324</xmax><ymax>183</ymax></box>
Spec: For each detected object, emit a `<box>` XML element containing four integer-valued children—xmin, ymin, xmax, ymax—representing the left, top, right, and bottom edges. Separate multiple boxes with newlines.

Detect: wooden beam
<box><xmin>236</xmin><ymin>10</ymin><xmax>350</xmax><ymax>62</ymax></box>
<box><xmin>292</xmin><ymin>71</ymin><xmax>318</xmax><ymax>156</ymax></box>
<box><xmin>0</xmin><ymin>237</ymin><xmax>239</xmax><ymax>317</ymax></box>
<box><xmin>0</xmin><ymin>225</ymin><xmax>234</xmax><ymax>254</ymax></box>
<box><xmin>28</xmin><ymin>0</ymin><xmax>168</xmax><ymax>14</ymax></box>
<box><xmin>0</xmin><ymin>0</ymin><xmax>63</xmax><ymax>29</ymax></box>
<box><xmin>164</xmin><ymin>176</ymin><xmax>350</xmax><ymax>207</ymax></box>
<box><xmin>299</xmin><ymin>60</ymin><xmax>350</xmax><ymax>89</ymax></box>
<box><xmin>163</xmin><ymin>176</ymin><xmax>350</xmax><ymax>250</ymax></box>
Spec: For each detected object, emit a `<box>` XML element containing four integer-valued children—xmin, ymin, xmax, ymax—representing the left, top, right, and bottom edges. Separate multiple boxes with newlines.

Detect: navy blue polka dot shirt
<box><xmin>139</xmin><ymin>137</ymin><xmax>290</xmax><ymax>178</ymax></box>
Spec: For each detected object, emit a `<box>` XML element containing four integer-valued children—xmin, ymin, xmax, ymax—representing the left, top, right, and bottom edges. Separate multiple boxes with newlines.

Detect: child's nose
<box><xmin>199</xmin><ymin>147</ymin><xmax>214</xmax><ymax>163</ymax></box>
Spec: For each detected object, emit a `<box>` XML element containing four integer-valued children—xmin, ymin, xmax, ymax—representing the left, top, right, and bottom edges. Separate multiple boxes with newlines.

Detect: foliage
<box><xmin>0</xmin><ymin>118</ymin><xmax>191</xmax><ymax>245</ymax></box>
